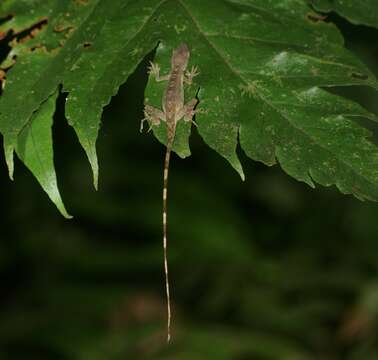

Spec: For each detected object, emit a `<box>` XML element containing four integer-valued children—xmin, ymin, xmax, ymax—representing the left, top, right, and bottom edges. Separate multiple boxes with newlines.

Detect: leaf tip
<box><xmin>5</xmin><ymin>144</ymin><xmax>14</xmax><ymax>180</ymax></box>
<box><xmin>239</xmin><ymin>169</ymin><xmax>246</xmax><ymax>181</ymax></box>
<box><xmin>45</xmin><ymin>188</ymin><xmax>72</xmax><ymax>219</ymax></box>
<box><xmin>227</xmin><ymin>153</ymin><xmax>245</xmax><ymax>181</ymax></box>
<box><xmin>44</xmin><ymin>185</ymin><xmax>72</xmax><ymax>219</ymax></box>
<box><xmin>57</xmin><ymin>202</ymin><xmax>73</xmax><ymax>219</ymax></box>
<box><xmin>92</xmin><ymin>161</ymin><xmax>99</xmax><ymax>191</ymax></box>
<box><xmin>93</xmin><ymin>176</ymin><xmax>98</xmax><ymax>191</ymax></box>
<box><xmin>62</xmin><ymin>212</ymin><xmax>73</xmax><ymax>220</ymax></box>
<box><xmin>83</xmin><ymin>142</ymin><xmax>99</xmax><ymax>190</ymax></box>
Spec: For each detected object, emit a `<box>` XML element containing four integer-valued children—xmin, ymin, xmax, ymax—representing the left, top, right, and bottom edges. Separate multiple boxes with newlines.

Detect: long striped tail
<box><xmin>163</xmin><ymin>144</ymin><xmax>172</xmax><ymax>343</ymax></box>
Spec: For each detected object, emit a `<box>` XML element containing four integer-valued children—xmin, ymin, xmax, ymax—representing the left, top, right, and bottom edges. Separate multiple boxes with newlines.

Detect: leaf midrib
<box><xmin>178</xmin><ymin>0</ymin><xmax>378</xmax><ymax>189</ymax></box>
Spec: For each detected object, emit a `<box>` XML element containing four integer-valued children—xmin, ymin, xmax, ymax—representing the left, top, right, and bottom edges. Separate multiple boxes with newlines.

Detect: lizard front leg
<box><xmin>148</xmin><ymin>62</ymin><xmax>170</xmax><ymax>82</ymax></box>
<box><xmin>184</xmin><ymin>66</ymin><xmax>199</xmax><ymax>86</ymax></box>
<box><xmin>140</xmin><ymin>104</ymin><xmax>166</xmax><ymax>132</ymax></box>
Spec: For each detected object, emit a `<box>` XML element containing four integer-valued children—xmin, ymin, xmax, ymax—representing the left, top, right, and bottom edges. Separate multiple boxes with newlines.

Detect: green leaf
<box><xmin>15</xmin><ymin>90</ymin><xmax>71</xmax><ymax>218</ymax></box>
<box><xmin>1</xmin><ymin>0</ymin><xmax>378</xmax><ymax>213</ymax></box>
<box><xmin>310</xmin><ymin>0</ymin><xmax>378</xmax><ymax>28</ymax></box>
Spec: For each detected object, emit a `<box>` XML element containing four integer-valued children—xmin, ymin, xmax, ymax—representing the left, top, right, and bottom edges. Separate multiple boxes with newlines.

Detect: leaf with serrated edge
<box><xmin>0</xmin><ymin>0</ymin><xmax>378</xmax><ymax>212</ymax></box>
<box><xmin>16</xmin><ymin>90</ymin><xmax>71</xmax><ymax>218</ymax></box>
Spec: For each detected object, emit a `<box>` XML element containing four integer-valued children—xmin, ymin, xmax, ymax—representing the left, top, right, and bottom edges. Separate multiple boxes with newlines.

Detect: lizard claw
<box><xmin>184</xmin><ymin>110</ymin><xmax>198</xmax><ymax>126</ymax></box>
<box><xmin>140</xmin><ymin>118</ymin><xmax>154</xmax><ymax>133</ymax></box>
<box><xmin>190</xmin><ymin>119</ymin><xmax>198</xmax><ymax>128</ymax></box>
<box><xmin>185</xmin><ymin>66</ymin><xmax>199</xmax><ymax>85</ymax></box>
<box><xmin>148</xmin><ymin>61</ymin><xmax>160</xmax><ymax>77</ymax></box>
<box><xmin>140</xmin><ymin>118</ymin><xmax>147</xmax><ymax>133</ymax></box>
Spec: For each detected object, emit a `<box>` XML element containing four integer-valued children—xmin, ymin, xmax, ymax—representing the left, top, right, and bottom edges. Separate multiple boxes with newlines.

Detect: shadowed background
<box><xmin>0</xmin><ymin>13</ymin><xmax>377</xmax><ymax>360</ymax></box>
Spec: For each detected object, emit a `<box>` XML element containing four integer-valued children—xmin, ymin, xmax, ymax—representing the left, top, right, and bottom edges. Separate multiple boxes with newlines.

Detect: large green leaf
<box><xmin>16</xmin><ymin>90</ymin><xmax>71</xmax><ymax>218</ymax></box>
<box><xmin>0</xmin><ymin>0</ymin><xmax>378</xmax><ymax>216</ymax></box>
<box><xmin>310</xmin><ymin>0</ymin><xmax>378</xmax><ymax>28</ymax></box>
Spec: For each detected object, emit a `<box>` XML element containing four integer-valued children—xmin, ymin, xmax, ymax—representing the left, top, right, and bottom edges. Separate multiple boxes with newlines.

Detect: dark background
<box><xmin>0</xmin><ymin>12</ymin><xmax>378</xmax><ymax>360</ymax></box>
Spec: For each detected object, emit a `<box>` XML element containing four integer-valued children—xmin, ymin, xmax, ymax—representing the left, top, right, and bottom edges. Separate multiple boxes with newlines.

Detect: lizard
<box><xmin>140</xmin><ymin>43</ymin><xmax>199</xmax><ymax>342</ymax></box>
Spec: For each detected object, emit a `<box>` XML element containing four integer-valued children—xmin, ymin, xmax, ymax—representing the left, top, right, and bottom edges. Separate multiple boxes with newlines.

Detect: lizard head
<box><xmin>171</xmin><ymin>43</ymin><xmax>190</xmax><ymax>69</ymax></box>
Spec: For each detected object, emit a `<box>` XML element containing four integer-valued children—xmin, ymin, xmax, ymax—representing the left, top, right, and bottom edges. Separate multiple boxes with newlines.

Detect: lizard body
<box><xmin>141</xmin><ymin>43</ymin><xmax>198</xmax><ymax>342</ymax></box>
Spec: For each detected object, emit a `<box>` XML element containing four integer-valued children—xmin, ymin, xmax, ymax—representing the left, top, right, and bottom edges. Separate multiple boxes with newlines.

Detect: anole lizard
<box><xmin>141</xmin><ymin>43</ymin><xmax>199</xmax><ymax>342</ymax></box>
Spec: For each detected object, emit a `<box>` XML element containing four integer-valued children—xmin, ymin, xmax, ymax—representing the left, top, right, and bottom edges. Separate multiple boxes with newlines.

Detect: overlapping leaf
<box><xmin>0</xmin><ymin>0</ymin><xmax>378</xmax><ymax>216</ymax></box>
<box><xmin>16</xmin><ymin>90</ymin><xmax>71</xmax><ymax>218</ymax></box>
<box><xmin>310</xmin><ymin>0</ymin><xmax>378</xmax><ymax>28</ymax></box>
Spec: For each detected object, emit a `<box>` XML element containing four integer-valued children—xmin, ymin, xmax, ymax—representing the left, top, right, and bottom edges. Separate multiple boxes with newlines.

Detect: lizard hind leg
<box><xmin>140</xmin><ymin>104</ymin><xmax>166</xmax><ymax>132</ymax></box>
<box><xmin>178</xmin><ymin>98</ymin><xmax>198</xmax><ymax>126</ymax></box>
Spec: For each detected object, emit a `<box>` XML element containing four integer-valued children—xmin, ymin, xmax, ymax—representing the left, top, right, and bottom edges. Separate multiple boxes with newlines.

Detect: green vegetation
<box><xmin>0</xmin><ymin>1</ymin><xmax>377</xmax><ymax>358</ymax></box>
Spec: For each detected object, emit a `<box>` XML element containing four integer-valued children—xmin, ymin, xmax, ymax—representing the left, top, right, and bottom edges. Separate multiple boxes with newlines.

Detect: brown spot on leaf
<box><xmin>54</xmin><ymin>24</ymin><xmax>67</xmax><ymax>32</ymax></box>
<box><xmin>83</xmin><ymin>41</ymin><xmax>91</xmax><ymax>48</ymax></box>
<box><xmin>54</xmin><ymin>25</ymin><xmax>75</xmax><ymax>44</ymax></box>
<box><xmin>306</xmin><ymin>12</ymin><xmax>327</xmax><ymax>23</ymax></box>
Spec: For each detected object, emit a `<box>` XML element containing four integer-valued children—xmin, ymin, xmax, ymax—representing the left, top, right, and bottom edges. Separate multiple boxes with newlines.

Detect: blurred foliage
<box><xmin>0</xmin><ymin>12</ymin><xmax>378</xmax><ymax>360</ymax></box>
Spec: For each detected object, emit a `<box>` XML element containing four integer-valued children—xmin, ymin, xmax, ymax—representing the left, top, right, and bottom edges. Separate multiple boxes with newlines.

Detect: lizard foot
<box><xmin>148</xmin><ymin>61</ymin><xmax>160</xmax><ymax>78</ymax></box>
<box><xmin>140</xmin><ymin>118</ymin><xmax>156</xmax><ymax>133</ymax></box>
<box><xmin>185</xmin><ymin>66</ymin><xmax>200</xmax><ymax>85</ymax></box>
<box><xmin>140</xmin><ymin>117</ymin><xmax>149</xmax><ymax>132</ymax></box>
<box><xmin>141</xmin><ymin>104</ymin><xmax>165</xmax><ymax>132</ymax></box>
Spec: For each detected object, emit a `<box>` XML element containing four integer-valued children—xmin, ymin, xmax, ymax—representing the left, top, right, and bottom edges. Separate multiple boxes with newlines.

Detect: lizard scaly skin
<box><xmin>141</xmin><ymin>43</ymin><xmax>199</xmax><ymax>342</ymax></box>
